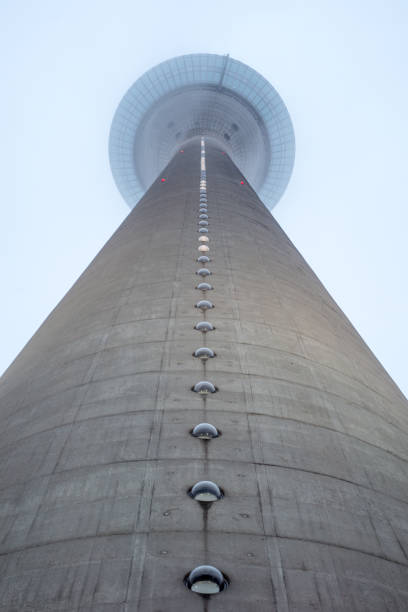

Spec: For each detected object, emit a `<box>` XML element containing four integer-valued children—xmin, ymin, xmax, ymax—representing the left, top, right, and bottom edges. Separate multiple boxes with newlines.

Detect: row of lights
<box><xmin>183</xmin><ymin>140</ymin><xmax>229</xmax><ymax>597</ymax></box>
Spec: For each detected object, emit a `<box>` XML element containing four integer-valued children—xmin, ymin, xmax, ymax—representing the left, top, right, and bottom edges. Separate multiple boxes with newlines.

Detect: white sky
<box><xmin>1</xmin><ymin>0</ymin><xmax>407</xmax><ymax>398</ymax></box>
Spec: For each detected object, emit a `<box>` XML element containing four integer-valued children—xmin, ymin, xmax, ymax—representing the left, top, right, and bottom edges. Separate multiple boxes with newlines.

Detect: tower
<box><xmin>0</xmin><ymin>54</ymin><xmax>407</xmax><ymax>611</ymax></box>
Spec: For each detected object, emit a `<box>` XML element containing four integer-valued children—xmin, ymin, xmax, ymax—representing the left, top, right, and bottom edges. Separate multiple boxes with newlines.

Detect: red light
<box><xmin>240</xmin><ymin>180</ymin><xmax>244</xmax><ymax>185</ymax></box>
<box><xmin>161</xmin><ymin>178</ymin><xmax>166</xmax><ymax>182</ymax></box>
<box><xmin>180</xmin><ymin>149</ymin><xmax>184</xmax><ymax>153</ymax></box>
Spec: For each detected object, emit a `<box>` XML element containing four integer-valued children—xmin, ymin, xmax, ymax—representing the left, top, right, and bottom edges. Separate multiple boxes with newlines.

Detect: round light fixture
<box><xmin>193</xmin><ymin>347</ymin><xmax>215</xmax><ymax>360</ymax></box>
<box><xmin>189</xmin><ymin>480</ymin><xmax>223</xmax><ymax>502</ymax></box>
<box><xmin>193</xmin><ymin>380</ymin><xmax>217</xmax><ymax>394</ymax></box>
<box><xmin>195</xmin><ymin>300</ymin><xmax>214</xmax><ymax>311</ymax></box>
<box><xmin>194</xmin><ymin>321</ymin><xmax>214</xmax><ymax>332</ymax></box>
<box><xmin>192</xmin><ymin>422</ymin><xmax>219</xmax><ymax>439</ymax></box>
<box><xmin>184</xmin><ymin>565</ymin><xmax>229</xmax><ymax>595</ymax></box>
<box><xmin>196</xmin><ymin>282</ymin><xmax>212</xmax><ymax>291</ymax></box>
<box><xmin>196</xmin><ymin>268</ymin><xmax>211</xmax><ymax>276</ymax></box>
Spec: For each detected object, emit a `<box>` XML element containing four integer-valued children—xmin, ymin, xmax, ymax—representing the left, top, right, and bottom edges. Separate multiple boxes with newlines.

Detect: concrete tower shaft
<box><xmin>0</xmin><ymin>138</ymin><xmax>407</xmax><ymax>610</ymax></box>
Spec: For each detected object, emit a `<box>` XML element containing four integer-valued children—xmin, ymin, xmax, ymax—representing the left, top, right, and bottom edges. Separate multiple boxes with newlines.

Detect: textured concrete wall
<box><xmin>0</xmin><ymin>138</ymin><xmax>407</xmax><ymax>611</ymax></box>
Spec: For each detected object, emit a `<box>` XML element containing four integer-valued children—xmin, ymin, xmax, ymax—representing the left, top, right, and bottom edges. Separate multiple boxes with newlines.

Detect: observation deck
<box><xmin>109</xmin><ymin>53</ymin><xmax>295</xmax><ymax>209</ymax></box>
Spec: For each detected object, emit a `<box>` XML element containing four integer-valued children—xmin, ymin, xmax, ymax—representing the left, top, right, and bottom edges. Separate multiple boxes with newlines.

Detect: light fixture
<box><xmin>197</xmin><ymin>255</ymin><xmax>210</xmax><ymax>263</ymax></box>
<box><xmin>193</xmin><ymin>380</ymin><xmax>217</xmax><ymax>394</ymax></box>
<box><xmin>193</xmin><ymin>347</ymin><xmax>215</xmax><ymax>360</ymax></box>
<box><xmin>192</xmin><ymin>422</ymin><xmax>219</xmax><ymax>438</ymax></box>
<box><xmin>199</xmin><ymin>214</ymin><xmax>208</xmax><ymax>219</ymax></box>
<box><xmin>196</xmin><ymin>268</ymin><xmax>211</xmax><ymax>276</ymax></box>
<box><xmin>196</xmin><ymin>282</ymin><xmax>212</xmax><ymax>291</ymax></box>
<box><xmin>194</xmin><ymin>321</ymin><xmax>214</xmax><ymax>332</ymax></box>
<box><xmin>198</xmin><ymin>236</ymin><xmax>209</xmax><ymax>242</ymax></box>
<box><xmin>199</xmin><ymin>228</ymin><xmax>209</xmax><ymax>233</ymax></box>
<box><xmin>198</xmin><ymin>245</ymin><xmax>209</xmax><ymax>252</ymax></box>
<box><xmin>195</xmin><ymin>300</ymin><xmax>214</xmax><ymax>311</ymax></box>
<box><xmin>199</xmin><ymin>220</ymin><xmax>208</xmax><ymax>226</ymax></box>
<box><xmin>184</xmin><ymin>566</ymin><xmax>229</xmax><ymax>595</ymax></box>
<box><xmin>189</xmin><ymin>480</ymin><xmax>222</xmax><ymax>502</ymax></box>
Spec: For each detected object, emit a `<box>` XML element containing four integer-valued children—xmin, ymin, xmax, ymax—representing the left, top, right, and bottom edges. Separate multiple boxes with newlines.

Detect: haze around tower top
<box><xmin>1</xmin><ymin>0</ymin><xmax>408</xmax><ymax>397</ymax></box>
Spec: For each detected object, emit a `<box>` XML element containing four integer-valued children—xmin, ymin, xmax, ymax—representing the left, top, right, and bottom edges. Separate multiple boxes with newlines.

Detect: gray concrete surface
<box><xmin>0</xmin><ymin>138</ymin><xmax>407</xmax><ymax>611</ymax></box>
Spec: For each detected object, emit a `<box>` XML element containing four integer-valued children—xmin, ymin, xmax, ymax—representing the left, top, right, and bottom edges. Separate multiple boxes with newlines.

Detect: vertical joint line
<box><xmin>217</xmin><ymin>54</ymin><xmax>230</xmax><ymax>91</ymax></box>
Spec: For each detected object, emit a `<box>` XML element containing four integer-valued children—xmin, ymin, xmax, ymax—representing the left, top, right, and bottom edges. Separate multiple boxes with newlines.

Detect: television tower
<box><xmin>0</xmin><ymin>54</ymin><xmax>407</xmax><ymax>611</ymax></box>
